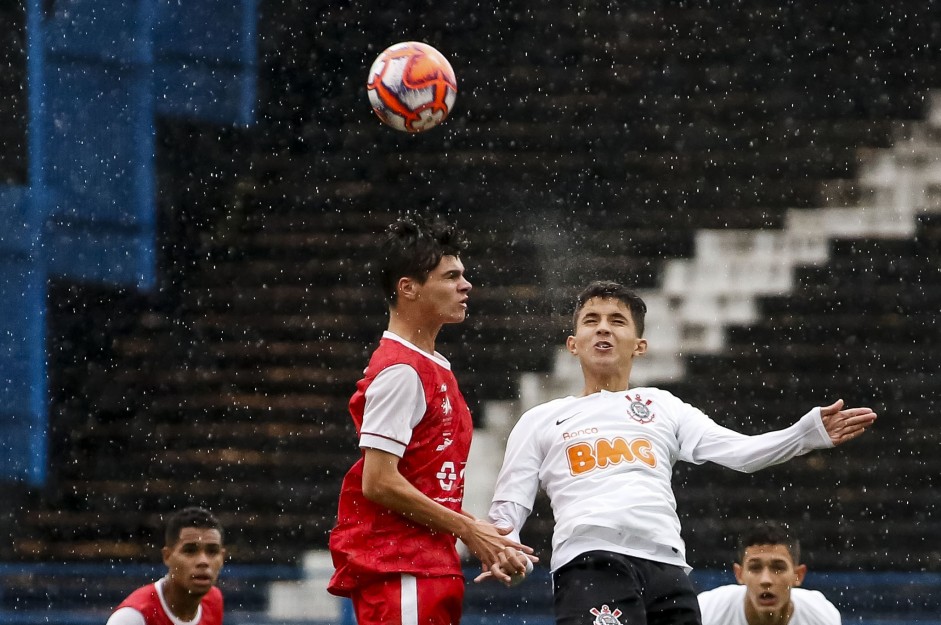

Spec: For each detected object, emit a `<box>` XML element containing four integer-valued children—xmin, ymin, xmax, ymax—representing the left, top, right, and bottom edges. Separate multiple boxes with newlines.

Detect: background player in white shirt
<box><xmin>698</xmin><ymin>521</ymin><xmax>840</xmax><ymax>625</ymax></box>
<box><xmin>480</xmin><ymin>280</ymin><xmax>876</xmax><ymax>625</ymax></box>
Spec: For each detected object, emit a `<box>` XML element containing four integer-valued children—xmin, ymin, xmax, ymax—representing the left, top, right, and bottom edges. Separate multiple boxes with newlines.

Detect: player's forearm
<box><xmin>363</xmin><ymin>472</ymin><xmax>526</xmax><ymax>570</ymax></box>
<box><xmin>488</xmin><ymin>500</ymin><xmax>531</xmax><ymax>543</ymax></box>
<box><xmin>693</xmin><ymin>407</ymin><xmax>830</xmax><ymax>472</ymax></box>
<box><xmin>363</xmin><ymin>470</ymin><xmax>474</xmax><ymax>537</ymax></box>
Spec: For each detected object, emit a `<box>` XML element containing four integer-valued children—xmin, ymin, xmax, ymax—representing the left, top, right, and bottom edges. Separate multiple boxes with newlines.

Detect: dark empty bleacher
<box><xmin>668</xmin><ymin>214</ymin><xmax>941</xmax><ymax>571</ymax></box>
<box><xmin>0</xmin><ymin>0</ymin><xmax>25</xmax><ymax>185</ymax></box>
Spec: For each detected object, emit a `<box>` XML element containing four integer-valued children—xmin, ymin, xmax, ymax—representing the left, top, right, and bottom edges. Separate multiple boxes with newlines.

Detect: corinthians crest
<box><xmin>627</xmin><ymin>394</ymin><xmax>655</xmax><ymax>424</ymax></box>
<box><xmin>590</xmin><ymin>605</ymin><xmax>623</xmax><ymax>625</ymax></box>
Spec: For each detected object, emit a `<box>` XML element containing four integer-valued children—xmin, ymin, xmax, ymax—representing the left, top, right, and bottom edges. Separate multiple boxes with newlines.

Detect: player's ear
<box><xmin>161</xmin><ymin>545</ymin><xmax>172</xmax><ymax>566</ymax></box>
<box><xmin>397</xmin><ymin>276</ymin><xmax>418</xmax><ymax>301</ymax></box>
<box><xmin>793</xmin><ymin>563</ymin><xmax>807</xmax><ymax>587</ymax></box>
<box><xmin>733</xmin><ymin>562</ymin><xmax>744</xmax><ymax>584</ymax></box>
<box><xmin>566</xmin><ymin>335</ymin><xmax>577</xmax><ymax>355</ymax></box>
<box><xmin>633</xmin><ymin>338</ymin><xmax>648</xmax><ymax>356</ymax></box>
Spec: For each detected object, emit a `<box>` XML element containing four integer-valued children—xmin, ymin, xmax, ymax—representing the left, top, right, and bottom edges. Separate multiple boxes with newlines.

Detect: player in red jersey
<box><xmin>328</xmin><ymin>214</ymin><xmax>534</xmax><ymax>625</ymax></box>
<box><xmin>107</xmin><ymin>507</ymin><xmax>225</xmax><ymax>625</ymax></box>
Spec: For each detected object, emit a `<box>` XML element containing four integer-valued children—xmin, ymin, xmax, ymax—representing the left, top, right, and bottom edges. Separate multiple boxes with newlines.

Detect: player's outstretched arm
<box><xmin>819</xmin><ymin>399</ymin><xmax>877</xmax><ymax>445</ymax></box>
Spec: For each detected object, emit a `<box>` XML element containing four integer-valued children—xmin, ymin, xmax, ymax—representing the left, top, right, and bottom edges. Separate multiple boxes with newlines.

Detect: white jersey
<box><xmin>698</xmin><ymin>584</ymin><xmax>841</xmax><ymax>625</ymax></box>
<box><xmin>489</xmin><ymin>388</ymin><xmax>832</xmax><ymax>572</ymax></box>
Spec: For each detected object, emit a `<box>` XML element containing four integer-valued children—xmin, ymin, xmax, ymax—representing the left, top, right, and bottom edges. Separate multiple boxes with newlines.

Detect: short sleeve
<box><xmin>359</xmin><ymin>364</ymin><xmax>427</xmax><ymax>457</ymax></box>
<box><xmin>105</xmin><ymin>608</ymin><xmax>146</xmax><ymax>625</ymax></box>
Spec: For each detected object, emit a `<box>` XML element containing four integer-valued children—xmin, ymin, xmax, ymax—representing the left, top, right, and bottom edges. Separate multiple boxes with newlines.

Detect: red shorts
<box><xmin>351</xmin><ymin>573</ymin><xmax>464</xmax><ymax>625</ymax></box>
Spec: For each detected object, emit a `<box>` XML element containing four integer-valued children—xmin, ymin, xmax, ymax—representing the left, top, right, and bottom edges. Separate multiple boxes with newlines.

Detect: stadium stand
<box><xmin>670</xmin><ymin>210</ymin><xmax>941</xmax><ymax>571</ymax></box>
<box><xmin>0</xmin><ymin>0</ymin><xmax>25</xmax><ymax>186</ymax></box>
<box><xmin>0</xmin><ymin>1</ymin><xmax>940</xmax><ymax>623</ymax></box>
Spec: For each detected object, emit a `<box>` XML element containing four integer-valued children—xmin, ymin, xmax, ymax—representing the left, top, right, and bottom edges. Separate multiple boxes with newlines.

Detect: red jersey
<box><xmin>328</xmin><ymin>334</ymin><xmax>474</xmax><ymax>596</ymax></box>
<box><xmin>114</xmin><ymin>581</ymin><xmax>223</xmax><ymax>625</ymax></box>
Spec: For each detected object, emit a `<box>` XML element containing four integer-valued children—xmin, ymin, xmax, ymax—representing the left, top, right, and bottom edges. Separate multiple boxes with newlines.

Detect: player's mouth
<box><xmin>594</xmin><ymin>340</ymin><xmax>614</xmax><ymax>351</ymax></box>
<box><xmin>757</xmin><ymin>591</ymin><xmax>777</xmax><ymax>605</ymax></box>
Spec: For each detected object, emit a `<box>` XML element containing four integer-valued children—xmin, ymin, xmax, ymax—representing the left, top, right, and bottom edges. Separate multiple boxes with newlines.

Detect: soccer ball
<box><xmin>367</xmin><ymin>42</ymin><xmax>457</xmax><ymax>133</ymax></box>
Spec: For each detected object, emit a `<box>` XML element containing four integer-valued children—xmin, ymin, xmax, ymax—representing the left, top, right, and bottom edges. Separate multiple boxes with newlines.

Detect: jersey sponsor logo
<box><xmin>627</xmin><ymin>394</ymin><xmax>655</xmax><ymax>424</ymax></box>
<box><xmin>561</xmin><ymin>427</ymin><xmax>598</xmax><ymax>441</ymax></box>
<box><xmin>435</xmin><ymin>437</ymin><xmax>453</xmax><ymax>451</ymax></box>
<box><xmin>435</xmin><ymin>460</ymin><xmax>464</xmax><ymax>491</ymax></box>
<box><xmin>566</xmin><ymin>437</ymin><xmax>656</xmax><ymax>475</ymax></box>
<box><xmin>590</xmin><ymin>605</ymin><xmax>623</xmax><ymax>625</ymax></box>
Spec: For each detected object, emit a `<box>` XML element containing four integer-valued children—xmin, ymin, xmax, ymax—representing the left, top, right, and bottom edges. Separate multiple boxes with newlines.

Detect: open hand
<box><xmin>820</xmin><ymin>399</ymin><xmax>877</xmax><ymax>445</ymax></box>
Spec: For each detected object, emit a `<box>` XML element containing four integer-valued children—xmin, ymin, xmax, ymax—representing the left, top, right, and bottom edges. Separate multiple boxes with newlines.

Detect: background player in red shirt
<box><xmin>107</xmin><ymin>507</ymin><xmax>225</xmax><ymax>625</ymax></box>
<box><xmin>329</xmin><ymin>213</ymin><xmax>534</xmax><ymax>625</ymax></box>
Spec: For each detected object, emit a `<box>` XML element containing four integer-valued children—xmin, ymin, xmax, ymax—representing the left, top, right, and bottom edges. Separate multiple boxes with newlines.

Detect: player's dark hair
<box><xmin>737</xmin><ymin>521</ymin><xmax>800</xmax><ymax>564</ymax></box>
<box><xmin>164</xmin><ymin>506</ymin><xmax>223</xmax><ymax>547</ymax></box>
<box><xmin>572</xmin><ymin>281</ymin><xmax>647</xmax><ymax>336</ymax></box>
<box><xmin>377</xmin><ymin>213</ymin><xmax>468</xmax><ymax>307</ymax></box>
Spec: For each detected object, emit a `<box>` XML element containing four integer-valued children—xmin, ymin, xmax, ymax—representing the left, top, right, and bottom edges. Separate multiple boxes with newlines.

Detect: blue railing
<box><xmin>0</xmin><ymin>563</ymin><xmax>937</xmax><ymax>624</ymax></box>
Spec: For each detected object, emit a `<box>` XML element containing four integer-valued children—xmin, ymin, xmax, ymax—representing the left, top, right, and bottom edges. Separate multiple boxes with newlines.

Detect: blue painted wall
<box><xmin>0</xmin><ymin>0</ymin><xmax>257</xmax><ymax>485</ymax></box>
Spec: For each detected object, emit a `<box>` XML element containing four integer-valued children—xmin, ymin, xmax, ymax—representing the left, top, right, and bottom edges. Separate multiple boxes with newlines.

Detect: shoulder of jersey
<box><xmin>519</xmin><ymin>395</ymin><xmax>579</xmax><ymax>421</ymax></box>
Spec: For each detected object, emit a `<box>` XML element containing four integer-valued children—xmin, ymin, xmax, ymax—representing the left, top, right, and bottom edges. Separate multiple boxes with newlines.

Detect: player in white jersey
<box><xmin>698</xmin><ymin>521</ymin><xmax>840</xmax><ymax>625</ymax></box>
<box><xmin>479</xmin><ymin>281</ymin><xmax>876</xmax><ymax>625</ymax></box>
